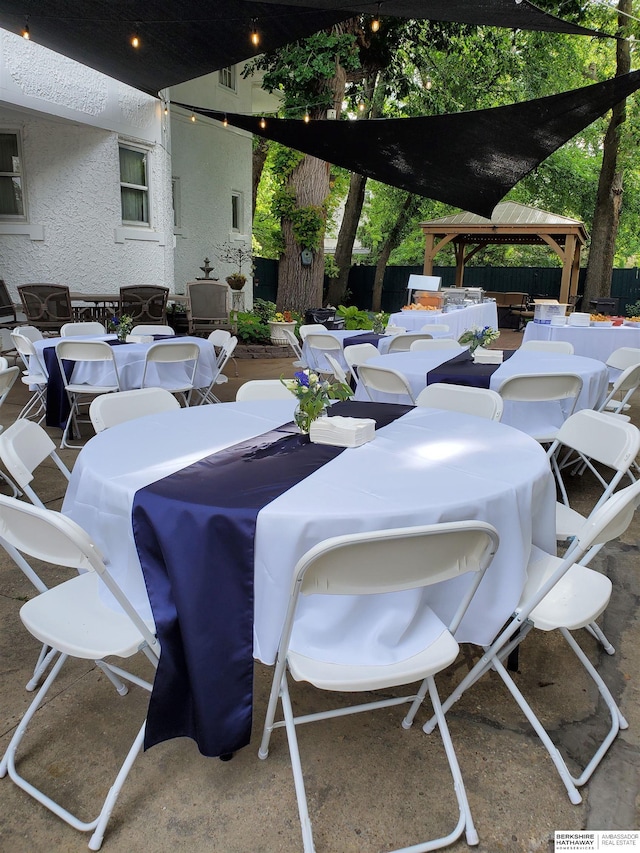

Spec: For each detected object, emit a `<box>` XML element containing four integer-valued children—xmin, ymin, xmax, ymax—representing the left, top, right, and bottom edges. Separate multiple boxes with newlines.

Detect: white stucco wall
<box><xmin>0</xmin><ymin>30</ymin><xmax>174</xmax><ymax>298</ymax></box>
<box><xmin>169</xmin><ymin>73</ymin><xmax>254</xmax><ymax>304</ymax></box>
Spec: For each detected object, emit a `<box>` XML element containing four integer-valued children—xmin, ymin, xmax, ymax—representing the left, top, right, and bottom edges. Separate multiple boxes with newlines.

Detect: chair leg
<box><xmin>1</xmin><ymin>651</ymin><xmax>149</xmax><ymax>851</ymax></box>
<box><xmin>25</xmin><ymin>644</ymin><xmax>59</xmax><ymax>691</ymax></box>
<box><xmin>280</xmin><ymin>675</ymin><xmax>316</xmax><ymax>853</ymax></box>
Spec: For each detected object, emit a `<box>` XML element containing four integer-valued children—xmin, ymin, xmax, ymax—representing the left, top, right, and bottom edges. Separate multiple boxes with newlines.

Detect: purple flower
<box><xmin>294</xmin><ymin>371</ymin><xmax>309</xmax><ymax>387</ymax></box>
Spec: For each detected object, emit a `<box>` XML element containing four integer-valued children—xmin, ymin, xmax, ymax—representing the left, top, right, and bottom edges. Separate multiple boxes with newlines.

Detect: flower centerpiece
<box><xmin>281</xmin><ymin>370</ymin><xmax>352</xmax><ymax>434</ymax></box>
<box><xmin>372</xmin><ymin>311</ymin><xmax>389</xmax><ymax>334</ymax></box>
<box><xmin>108</xmin><ymin>313</ymin><xmax>134</xmax><ymax>342</ymax></box>
<box><xmin>458</xmin><ymin>325</ymin><xmax>500</xmax><ymax>354</ymax></box>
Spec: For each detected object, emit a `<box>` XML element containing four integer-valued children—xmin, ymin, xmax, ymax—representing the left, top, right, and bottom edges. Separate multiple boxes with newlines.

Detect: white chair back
<box><xmin>304</xmin><ymin>333</ymin><xmax>343</xmax><ymax>373</ymax></box>
<box><xmin>357</xmin><ymin>364</ymin><xmax>416</xmax><ymax>403</ymax></box>
<box><xmin>419</xmin><ymin>324</ymin><xmax>450</xmax><ymax>334</ymax></box>
<box><xmin>343</xmin><ymin>343</ymin><xmax>378</xmax><ymax>384</ymax></box>
<box><xmin>89</xmin><ymin>387</ymin><xmax>180</xmax><ymax>432</ymax></box>
<box><xmin>141</xmin><ymin>341</ymin><xmax>200</xmax><ymax>405</ymax></box>
<box><xmin>0</xmin><ymin>418</ymin><xmax>70</xmax><ymax>507</ymax></box>
<box><xmin>60</xmin><ymin>322</ymin><xmax>106</xmax><ymax>336</ymax></box>
<box><xmin>605</xmin><ymin>346</ymin><xmax>640</xmax><ymax>372</ymax></box>
<box><xmin>282</xmin><ymin>327</ymin><xmax>306</xmax><ymax>368</ymax></box>
<box><xmin>299</xmin><ymin>323</ymin><xmax>326</xmax><ymax>341</ymax></box>
<box><xmin>598</xmin><ymin>362</ymin><xmax>640</xmax><ymax>414</ymax></box>
<box><xmin>520</xmin><ymin>340</ymin><xmax>574</xmax><ymax>354</ymax></box>
<box><xmin>236</xmin><ymin>380</ymin><xmax>296</xmax><ymax>401</ymax></box>
<box><xmin>416</xmin><ymin>383</ymin><xmax>504</xmax><ymax>421</ymax></box>
<box><xmin>13</xmin><ymin>325</ymin><xmax>43</xmax><ymax>343</ymax></box>
<box><xmin>386</xmin><ymin>333</ymin><xmax>434</xmax><ymax>353</ymax></box>
<box><xmin>130</xmin><ymin>324</ymin><xmax>175</xmax><ymax>336</ymax></box>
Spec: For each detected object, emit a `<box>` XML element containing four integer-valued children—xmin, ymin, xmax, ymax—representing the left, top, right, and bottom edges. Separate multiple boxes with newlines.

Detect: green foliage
<box><xmin>324</xmin><ymin>255</ymin><xmax>340</xmax><ymax>277</ymax></box>
<box><xmin>253</xmin><ymin>298</ymin><xmax>277</xmax><ymax>323</ymax></box>
<box><xmin>290</xmin><ymin>205</ymin><xmax>326</xmax><ymax>251</ymax></box>
<box><xmin>337</xmin><ymin>304</ymin><xmax>373</xmax><ymax>330</ymax></box>
<box><xmin>233</xmin><ymin>312</ymin><xmax>271</xmax><ymax>344</ymax></box>
<box><xmin>626</xmin><ymin>301</ymin><xmax>640</xmax><ymax>318</ymax></box>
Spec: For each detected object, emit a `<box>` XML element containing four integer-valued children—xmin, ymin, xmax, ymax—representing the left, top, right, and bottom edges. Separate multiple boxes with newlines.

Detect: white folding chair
<box><xmin>298</xmin><ymin>323</ymin><xmax>326</xmax><ymax>341</ymax></box>
<box><xmin>13</xmin><ymin>325</ymin><xmax>43</xmax><ymax>343</ymax></box>
<box><xmin>519</xmin><ymin>340</ymin><xmax>575</xmax><ymax>354</ymax></box>
<box><xmin>343</xmin><ymin>342</ymin><xmax>378</xmax><ymax>384</ymax></box>
<box><xmin>386</xmin><ymin>332</ymin><xmax>434</xmax><ymax>353</ymax></box>
<box><xmin>605</xmin><ymin>346</ymin><xmax>640</xmax><ymax>372</ymax></box>
<box><xmin>416</xmin><ymin>383</ymin><xmax>504</xmax><ymax>421</ymax></box>
<box><xmin>130</xmin><ymin>324</ymin><xmax>175</xmax><ymax>336</ymax></box>
<box><xmin>207</xmin><ymin>328</ymin><xmax>238</xmax><ymax>376</ymax></box>
<box><xmin>259</xmin><ymin>521</ymin><xmax>500</xmax><ymax>853</ymax></box>
<box><xmin>357</xmin><ymin>364</ymin><xmax>416</xmax><ymax>404</ymax></box>
<box><xmin>324</xmin><ymin>353</ymin><xmax>352</xmax><ymax>388</ymax></box>
<box><xmin>0</xmin><ymin>366</ymin><xmax>22</xmax><ymax>496</ymax></box>
<box><xmin>11</xmin><ymin>331</ymin><xmax>48</xmax><ymax>423</ymax></box>
<box><xmin>89</xmin><ymin>387</ymin><xmax>180</xmax><ymax>432</ymax></box>
<box><xmin>197</xmin><ymin>335</ymin><xmax>238</xmax><ymax>404</ymax></box>
<box><xmin>0</xmin><ymin>418</ymin><xmax>70</xmax><ymax>508</ymax></box>
<box><xmin>410</xmin><ymin>338</ymin><xmax>460</xmax><ymax>352</ymax></box>
<box><xmin>60</xmin><ymin>322</ymin><xmax>106</xmax><ymax>336</ymax></box>
<box><xmin>282</xmin><ymin>327</ymin><xmax>307</xmax><ymax>368</ymax></box>
<box><xmin>303</xmin><ymin>332</ymin><xmax>343</xmax><ymax>375</ymax></box>
<box><xmin>496</xmin><ymin>372</ymin><xmax>583</xmax><ymax>443</ymax></box>
<box><xmin>236</xmin><ymin>380</ymin><xmax>296</xmax><ymax>401</ymax></box>
<box><xmin>419</xmin><ymin>323</ymin><xmax>451</xmax><ymax>335</ymax></box>
<box><xmin>141</xmin><ymin>341</ymin><xmax>200</xmax><ymax>406</ymax></box>
<box><xmin>0</xmin><ymin>495</ymin><xmax>158</xmax><ymax>851</ymax></box>
<box><xmin>56</xmin><ymin>339</ymin><xmax>121</xmax><ymax>448</ymax></box>
<box><xmin>596</xmin><ymin>361</ymin><xmax>640</xmax><ymax>415</ymax></box>
<box><xmin>419</xmin><ymin>480</ymin><xmax>640</xmax><ymax>806</ymax></box>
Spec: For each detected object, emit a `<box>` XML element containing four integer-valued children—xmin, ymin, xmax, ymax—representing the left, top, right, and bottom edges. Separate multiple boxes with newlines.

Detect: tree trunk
<box><xmin>277</xmin><ymin>155</ymin><xmax>330</xmax><ymax>315</ymax></box>
<box><xmin>325</xmin><ymin>172</ymin><xmax>367</xmax><ymax>306</ymax></box>
<box><xmin>251</xmin><ymin>137</ymin><xmax>270</xmax><ymax>220</ymax></box>
<box><xmin>371</xmin><ymin>193</ymin><xmax>419</xmax><ymax>311</ymax></box>
<box><xmin>583</xmin><ymin>0</ymin><xmax>631</xmax><ymax>307</ymax></box>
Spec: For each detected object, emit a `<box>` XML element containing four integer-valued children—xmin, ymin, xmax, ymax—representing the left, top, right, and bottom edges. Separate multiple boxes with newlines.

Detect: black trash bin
<box><xmin>589</xmin><ymin>297</ymin><xmax>619</xmax><ymax>315</ymax></box>
<box><xmin>304</xmin><ymin>307</ymin><xmax>344</xmax><ymax>330</ymax></box>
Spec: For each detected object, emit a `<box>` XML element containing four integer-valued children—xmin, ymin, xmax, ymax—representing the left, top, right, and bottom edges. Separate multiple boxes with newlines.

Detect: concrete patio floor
<box><xmin>0</xmin><ymin>328</ymin><xmax>638</xmax><ymax>852</ymax></box>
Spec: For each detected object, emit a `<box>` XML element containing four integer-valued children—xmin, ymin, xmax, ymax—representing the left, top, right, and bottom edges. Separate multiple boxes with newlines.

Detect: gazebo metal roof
<box><xmin>420</xmin><ymin>202</ymin><xmax>588</xmax><ymax>301</ymax></box>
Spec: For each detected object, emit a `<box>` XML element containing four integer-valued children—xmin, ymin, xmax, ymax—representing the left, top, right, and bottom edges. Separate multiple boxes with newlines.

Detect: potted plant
<box><xmin>225</xmin><ymin>272</ymin><xmax>247</xmax><ymax>291</ymax></box>
<box><xmin>216</xmin><ymin>241</ymin><xmax>252</xmax><ymax>291</ymax></box>
<box><xmin>268</xmin><ymin>309</ymin><xmax>297</xmax><ymax>345</ymax></box>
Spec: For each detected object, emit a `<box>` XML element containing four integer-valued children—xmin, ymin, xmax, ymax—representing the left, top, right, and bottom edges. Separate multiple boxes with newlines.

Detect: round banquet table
<box><xmin>62</xmin><ymin>399</ymin><xmax>556</xmax><ymax>667</ymax></box>
<box><xmin>354</xmin><ymin>348</ymin><xmax>609</xmax><ymax>438</ymax></box>
<box><xmin>522</xmin><ymin>321</ymin><xmax>640</xmax><ymax>374</ymax></box>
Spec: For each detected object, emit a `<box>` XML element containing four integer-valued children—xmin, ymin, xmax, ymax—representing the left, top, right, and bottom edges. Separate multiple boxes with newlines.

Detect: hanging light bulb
<box><xmin>250</xmin><ymin>19</ymin><xmax>260</xmax><ymax>47</ymax></box>
<box><xmin>131</xmin><ymin>25</ymin><xmax>140</xmax><ymax>49</ymax></box>
<box><xmin>426</xmin><ymin>75</ymin><xmax>432</xmax><ymax>91</ymax></box>
<box><xmin>358</xmin><ymin>96</ymin><xmax>366</xmax><ymax>112</ymax></box>
<box><xmin>223</xmin><ymin>114</ymin><xmax>228</xmax><ymax>128</ymax></box>
<box><xmin>303</xmin><ymin>107</ymin><xmax>310</xmax><ymax>123</ymax></box>
<box><xmin>371</xmin><ymin>2</ymin><xmax>381</xmax><ymax>33</ymax></box>
<box><xmin>22</xmin><ymin>17</ymin><xmax>30</xmax><ymax>40</ymax></box>
<box><xmin>191</xmin><ymin>113</ymin><xmax>196</xmax><ymax>123</ymax></box>
<box><xmin>164</xmin><ymin>103</ymin><xmax>169</xmax><ymax>116</ymax></box>
<box><xmin>259</xmin><ymin>117</ymin><xmax>267</xmax><ymax>129</ymax></box>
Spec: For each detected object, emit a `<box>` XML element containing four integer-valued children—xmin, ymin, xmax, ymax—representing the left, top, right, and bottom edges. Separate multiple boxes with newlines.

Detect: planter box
<box><xmin>268</xmin><ymin>320</ymin><xmax>297</xmax><ymax>345</ymax></box>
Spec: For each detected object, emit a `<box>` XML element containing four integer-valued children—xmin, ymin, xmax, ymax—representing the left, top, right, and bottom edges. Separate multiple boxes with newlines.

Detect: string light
<box><xmin>426</xmin><ymin>76</ymin><xmax>432</xmax><ymax>90</ymax></box>
<box><xmin>303</xmin><ymin>107</ymin><xmax>310</xmax><ymax>123</ymax></box>
<box><xmin>21</xmin><ymin>17</ymin><xmax>30</xmax><ymax>40</ymax></box>
<box><xmin>250</xmin><ymin>19</ymin><xmax>260</xmax><ymax>47</ymax></box>
<box><xmin>358</xmin><ymin>96</ymin><xmax>366</xmax><ymax>112</ymax></box>
<box><xmin>131</xmin><ymin>25</ymin><xmax>140</xmax><ymax>49</ymax></box>
<box><xmin>164</xmin><ymin>103</ymin><xmax>169</xmax><ymax>115</ymax></box>
<box><xmin>259</xmin><ymin>117</ymin><xmax>267</xmax><ymax>129</ymax></box>
<box><xmin>223</xmin><ymin>114</ymin><xmax>228</xmax><ymax>127</ymax></box>
<box><xmin>371</xmin><ymin>2</ymin><xmax>381</xmax><ymax>33</ymax></box>
<box><xmin>191</xmin><ymin>113</ymin><xmax>196</xmax><ymax>122</ymax></box>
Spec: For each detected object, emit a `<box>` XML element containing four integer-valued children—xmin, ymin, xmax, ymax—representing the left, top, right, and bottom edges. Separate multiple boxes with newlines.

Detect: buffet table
<box><xmin>388</xmin><ymin>301</ymin><xmax>498</xmax><ymax>334</ymax></box>
<box><xmin>522</xmin><ymin>321</ymin><xmax>640</xmax><ymax>371</ymax></box>
<box><xmin>62</xmin><ymin>399</ymin><xmax>555</xmax><ymax>756</ymax></box>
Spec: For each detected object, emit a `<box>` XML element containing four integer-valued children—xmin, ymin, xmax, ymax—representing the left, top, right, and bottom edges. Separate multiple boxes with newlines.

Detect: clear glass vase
<box><xmin>294</xmin><ymin>402</ymin><xmax>327</xmax><ymax>434</ymax></box>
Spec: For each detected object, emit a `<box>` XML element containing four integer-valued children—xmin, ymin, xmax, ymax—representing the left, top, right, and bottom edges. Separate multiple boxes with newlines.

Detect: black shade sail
<box><xmin>0</xmin><ymin>1</ymin><xmax>611</xmax><ymax>94</ymax></box>
<box><xmin>176</xmin><ymin>70</ymin><xmax>640</xmax><ymax>218</ymax></box>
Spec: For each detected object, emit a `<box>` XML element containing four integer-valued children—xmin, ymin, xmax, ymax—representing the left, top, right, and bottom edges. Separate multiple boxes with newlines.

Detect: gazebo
<box><xmin>420</xmin><ymin>202</ymin><xmax>588</xmax><ymax>303</ymax></box>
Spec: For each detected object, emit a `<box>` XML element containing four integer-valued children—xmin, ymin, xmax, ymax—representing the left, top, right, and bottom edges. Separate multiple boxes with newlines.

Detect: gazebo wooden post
<box><xmin>559</xmin><ymin>234</ymin><xmax>577</xmax><ymax>304</ymax></box>
<box><xmin>423</xmin><ymin>234</ymin><xmax>435</xmax><ymax>275</ymax></box>
<box><xmin>454</xmin><ymin>242</ymin><xmax>465</xmax><ymax>287</ymax></box>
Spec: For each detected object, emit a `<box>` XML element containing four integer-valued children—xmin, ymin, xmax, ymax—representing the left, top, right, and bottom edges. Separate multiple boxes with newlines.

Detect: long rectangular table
<box><xmin>388</xmin><ymin>301</ymin><xmax>498</xmax><ymax>334</ymax></box>
<box><xmin>62</xmin><ymin>399</ymin><xmax>556</xmax><ymax>756</ymax></box>
<box><xmin>522</xmin><ymin>321</ymin><xmax>640</xmax><ymax>373</ymax></box>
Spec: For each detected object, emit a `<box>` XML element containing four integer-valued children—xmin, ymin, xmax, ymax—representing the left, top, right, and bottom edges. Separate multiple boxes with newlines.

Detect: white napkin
<box><xmin>309</xmin><ymin>416</ymin><xmax>376</xmax><ymax>447</ymax></box>
<box><xmin>473</xmin><ymin>349</ymin><xmax>503</xmax><ymax>365</ymax></box>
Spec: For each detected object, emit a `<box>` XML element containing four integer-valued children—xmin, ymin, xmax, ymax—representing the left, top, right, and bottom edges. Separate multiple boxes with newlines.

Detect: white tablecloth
<box><xmin>62</xmin><ymin>400</ymin><xmax>556</xmax><ymax>665</ymax></box>
<box><xmin>354</xmin><ymin>349</ymin><xmax>608</xmax><ymax>437</ymax></box>
<box><xmin>389</xmin><ymin>301</ymin><xmax>498</xmax><ymax>334</ymax></box>
<box><xmin>522</xmin><ymin>322</ymin><xmax>640</xmax><ymax>375</ymax></box>
<box><xmin>33</xmin><ymin>334</ymin><xmax>218</xmax><ymax>393</ymax></box>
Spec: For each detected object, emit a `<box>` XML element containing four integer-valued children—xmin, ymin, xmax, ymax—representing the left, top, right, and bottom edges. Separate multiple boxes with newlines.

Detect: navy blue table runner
<box><xmin>426</xmin><ymin>349</ymin><xmax>515</xmax><ymax>389</ymax></box>
<box><xmin>343</xmin><ymin>332</ymin><xmax>384</xmax><ymax>349</ymax></box>
<box><xmin>131</xmin><ymin>401</ymin><xmax>412</xmax><ymax>757</ymax></box>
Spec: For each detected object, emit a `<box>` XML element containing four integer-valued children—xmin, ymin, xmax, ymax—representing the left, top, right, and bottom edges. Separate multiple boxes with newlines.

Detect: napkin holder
<box><xmin>309</xmin><ymin>416</ymin><xmax>376</xmax><ymax>447</ymax></box>
<box><xmin>473</xmin><ymin>348</ymin><xmax>503</xmax><ymax>365</ymax></box>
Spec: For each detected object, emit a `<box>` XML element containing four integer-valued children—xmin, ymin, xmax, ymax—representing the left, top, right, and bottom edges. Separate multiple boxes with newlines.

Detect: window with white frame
<box><xmin>0</xmin><ymin>131</ymin><xmax>25</xmax><ymax>218</ymax></box>
<box><xmin>219</xmin><ymin>66</ymin><xmax>236</xmax><ymax>91</ymax></box>
<box><xmin>119</xmin><ymin>144</ymin><xmax>149</xmax><ymax>225</ymax></box>
<box><xmin>231</xmin><ymin>191</ymin><xmax>242</xmax><ymax>232</ymax></box>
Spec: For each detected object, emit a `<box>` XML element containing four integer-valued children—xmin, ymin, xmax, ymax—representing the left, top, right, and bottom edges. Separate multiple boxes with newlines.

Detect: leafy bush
<box><xmin>253</xmin><ymin>298</ymin><xmax>277</xmax><ymax>323</ymax></box>
<box><xmin>234</xmin><ymin>311</ymin><xmax>271</xmax><ymax>344</ymax></box>
<box><xmin>337</xmin><ymin>304</ymin><xmax>373</xmax><ymax>330</ymax></box>
<box><xmin>626</xmin><ymin>300</ymin><xmax>640</xmax><ymax>318</ymax></box>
